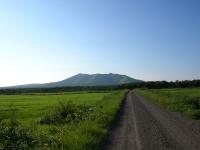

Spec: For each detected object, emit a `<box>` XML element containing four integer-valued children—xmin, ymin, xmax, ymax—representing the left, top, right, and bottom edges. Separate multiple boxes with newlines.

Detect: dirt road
<box><xmin>106</xmin><ymin>91</ymin><xmax>200</xmax><ymax>150</ymax></box>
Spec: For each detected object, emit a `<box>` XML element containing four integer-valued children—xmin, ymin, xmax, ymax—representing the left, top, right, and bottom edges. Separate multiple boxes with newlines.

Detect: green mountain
<box><xmin>2</xmin><ymin>73</ymin><xmax>142</xmax><ymax>89</ymax></box>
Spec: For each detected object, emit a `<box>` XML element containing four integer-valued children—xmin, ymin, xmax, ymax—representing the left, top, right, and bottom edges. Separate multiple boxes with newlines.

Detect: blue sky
<box><xmin>0</xmin><ymin>0</ymin><xmax>200</xmax><ymax>86</ymax></box>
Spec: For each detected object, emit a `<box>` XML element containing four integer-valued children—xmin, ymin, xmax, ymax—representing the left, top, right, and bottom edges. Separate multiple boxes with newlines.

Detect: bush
<box><xmin>183</xmin><ymin>97</ymin><xmax>200</xmax><ymax>109</ymax></box>
<box><xmin>0</xmin><ymin>116</ymin><xmax>37</xmax><ymax>150</ymax></box>
<box><xmin>40</xmin><ymin>102</ymin><xmax>94</xmax><ymax>125</ymax></box>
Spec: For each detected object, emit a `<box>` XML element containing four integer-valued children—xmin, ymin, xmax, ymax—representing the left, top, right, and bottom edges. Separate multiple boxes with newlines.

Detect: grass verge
<box><xmin>135</xmin><ymin>88</ymin><xmax>200</xmax><ymax>119</ymax></box>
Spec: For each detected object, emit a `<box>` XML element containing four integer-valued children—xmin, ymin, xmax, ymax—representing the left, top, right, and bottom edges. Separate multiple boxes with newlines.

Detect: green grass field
<box><xmin>135</xmin><ymin>88</ymin><xmax>200</xmax><ymax>119</ymax></box>
<box><xmin>0</xmin><ymin>91</ymin><xmax>127</xmax><ymax>150</ymax></box>
<box><xmin>0</xmin><ymin>92</ymin><xmax>109</xmax><ymax>123</ymax></box>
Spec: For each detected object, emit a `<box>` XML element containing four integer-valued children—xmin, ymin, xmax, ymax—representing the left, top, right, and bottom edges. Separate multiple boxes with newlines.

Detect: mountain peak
<box><xmin>56</xmin><ymin>73</ymin><xmax>142</xmax><ymax>87</ymax></box>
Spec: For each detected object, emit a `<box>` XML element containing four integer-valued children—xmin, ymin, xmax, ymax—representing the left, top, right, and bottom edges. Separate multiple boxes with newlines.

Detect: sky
<box><xmin>0</xmin><ymin>0</ymin><xmax>200</xmax><ymax>86</ymax></box>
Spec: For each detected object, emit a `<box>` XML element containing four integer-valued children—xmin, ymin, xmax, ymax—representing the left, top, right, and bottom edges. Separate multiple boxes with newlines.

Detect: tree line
<box><xmin>0</xmin><ymin>80</ymin><xmax>199</xmax><ymax>94</ymax></box>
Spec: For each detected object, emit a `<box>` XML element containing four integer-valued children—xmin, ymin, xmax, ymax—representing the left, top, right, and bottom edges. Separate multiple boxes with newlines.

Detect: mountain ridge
<box><xmin>1</xmin><ymin>73</ymin><xmax>142</xmax><ymax>89</ymax></box>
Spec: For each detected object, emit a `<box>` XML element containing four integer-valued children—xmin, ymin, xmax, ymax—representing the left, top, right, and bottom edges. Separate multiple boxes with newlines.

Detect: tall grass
<box><xmin>135</xmin><ymin>88</ymin><xmax>200</xmax><ymax>119</ymax></box>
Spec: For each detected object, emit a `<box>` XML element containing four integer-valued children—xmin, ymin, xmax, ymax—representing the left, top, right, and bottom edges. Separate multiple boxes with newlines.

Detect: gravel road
<box><xmin>106</xmin><ymin>91</ymin><xmax>200</xmax><ymax>150</ymax></box>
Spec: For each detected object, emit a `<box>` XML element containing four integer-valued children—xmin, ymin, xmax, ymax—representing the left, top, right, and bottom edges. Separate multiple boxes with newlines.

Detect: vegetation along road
<box><xmin>107</xmin><ymin>91</ymin><xmax>200</xmax><ymax>150</ymax></box>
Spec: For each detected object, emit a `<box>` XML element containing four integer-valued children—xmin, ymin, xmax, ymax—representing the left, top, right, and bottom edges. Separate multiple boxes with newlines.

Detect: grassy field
<box><xmin>135</xmin><ymin>88</ymin><xmax>200</xmax><ymax>120</ymax></box>
<box><xmin>0</xmin><ymin>92</ymin><xmax>109</xmax><ymax>123</ymax></box>
<box><xmin>0</xmin><ymin>90</ymin><xmax>127</xmax><ymax>150</ymax></box>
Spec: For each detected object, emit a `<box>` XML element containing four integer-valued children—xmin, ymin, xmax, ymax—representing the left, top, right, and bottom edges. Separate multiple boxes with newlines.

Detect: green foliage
<box><xmin>135</xmin><ymin>88</ymin><xmax>200</xmax><ymax>119</ymax></box>
<box><xmin>0</xmin><ymin>115</ymin><xmax>37</xmax><ymax>150</ymax></box>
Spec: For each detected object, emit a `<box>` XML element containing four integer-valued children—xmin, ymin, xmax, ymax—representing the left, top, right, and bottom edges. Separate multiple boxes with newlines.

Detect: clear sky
<box><xmin>0</xmin><ymin>0</ymin><xmax>200</xmax><ymax>86</ymax></box>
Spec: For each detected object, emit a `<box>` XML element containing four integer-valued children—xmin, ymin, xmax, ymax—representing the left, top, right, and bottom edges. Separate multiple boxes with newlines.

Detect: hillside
<box><xmin>1</xmin><ymin>73</ymin><xmax>142</xmax><ymax>89</ymax></box>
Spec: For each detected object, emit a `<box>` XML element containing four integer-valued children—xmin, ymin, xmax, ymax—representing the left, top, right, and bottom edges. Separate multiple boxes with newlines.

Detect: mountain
<box><xmin>1</xmin><ymin>73</ymin><xmax>142</xmax><ymax>89</ymax></box>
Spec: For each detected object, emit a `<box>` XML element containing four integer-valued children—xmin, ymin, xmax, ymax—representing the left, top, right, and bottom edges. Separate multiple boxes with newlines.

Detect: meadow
<box><xmin>0</xmin><ymin>90</ymin><xmax>127</xmax><ymax>150</ymax></box>
<box><xmin>135</xmin><ymin>88</ymin><xmax>200</xmax><ymax>119</ymax></box>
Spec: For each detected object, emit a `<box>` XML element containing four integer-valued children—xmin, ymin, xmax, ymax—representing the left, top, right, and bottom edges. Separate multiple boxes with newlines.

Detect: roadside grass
<box><xmin>0</xmin><ymin>90</ymin><xmax>127</xmax><ymax>149</ymax></box>
<box><xmin>135</xmin><ymin>88</ymin><xmax>200</xmax><ymax>119</ymax></box>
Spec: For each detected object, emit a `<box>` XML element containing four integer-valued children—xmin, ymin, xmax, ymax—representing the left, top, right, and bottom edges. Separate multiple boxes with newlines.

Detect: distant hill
<box><xmin>1</xmin><ymin>73</ymin><xmax>142</xmax><ymax>89</ymax></box>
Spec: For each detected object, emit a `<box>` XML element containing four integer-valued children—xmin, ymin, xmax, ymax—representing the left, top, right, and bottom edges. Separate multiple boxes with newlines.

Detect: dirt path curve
<box><xmin>106</xmin><ymin>91</ymin><xmax>200</xmax><ymax>150</ymax></box>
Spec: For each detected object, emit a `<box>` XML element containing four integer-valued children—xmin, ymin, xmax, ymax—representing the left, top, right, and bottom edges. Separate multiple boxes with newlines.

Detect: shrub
<box><xmin>40</xmin><ymin>102</ymin><xmax>94</xmax><ymax>125</ymax></box>
<box><xmin>0</xmin><ymin>116</ymin><xmax>37</xmax><ymax>150</ymax></box>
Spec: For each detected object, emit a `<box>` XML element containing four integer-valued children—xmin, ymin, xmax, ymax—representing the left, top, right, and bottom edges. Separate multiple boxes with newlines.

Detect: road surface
<box><xmin>106</xmin><ymin>91</ymin><xmax>200</xmax><ymax>150</ymax></box>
